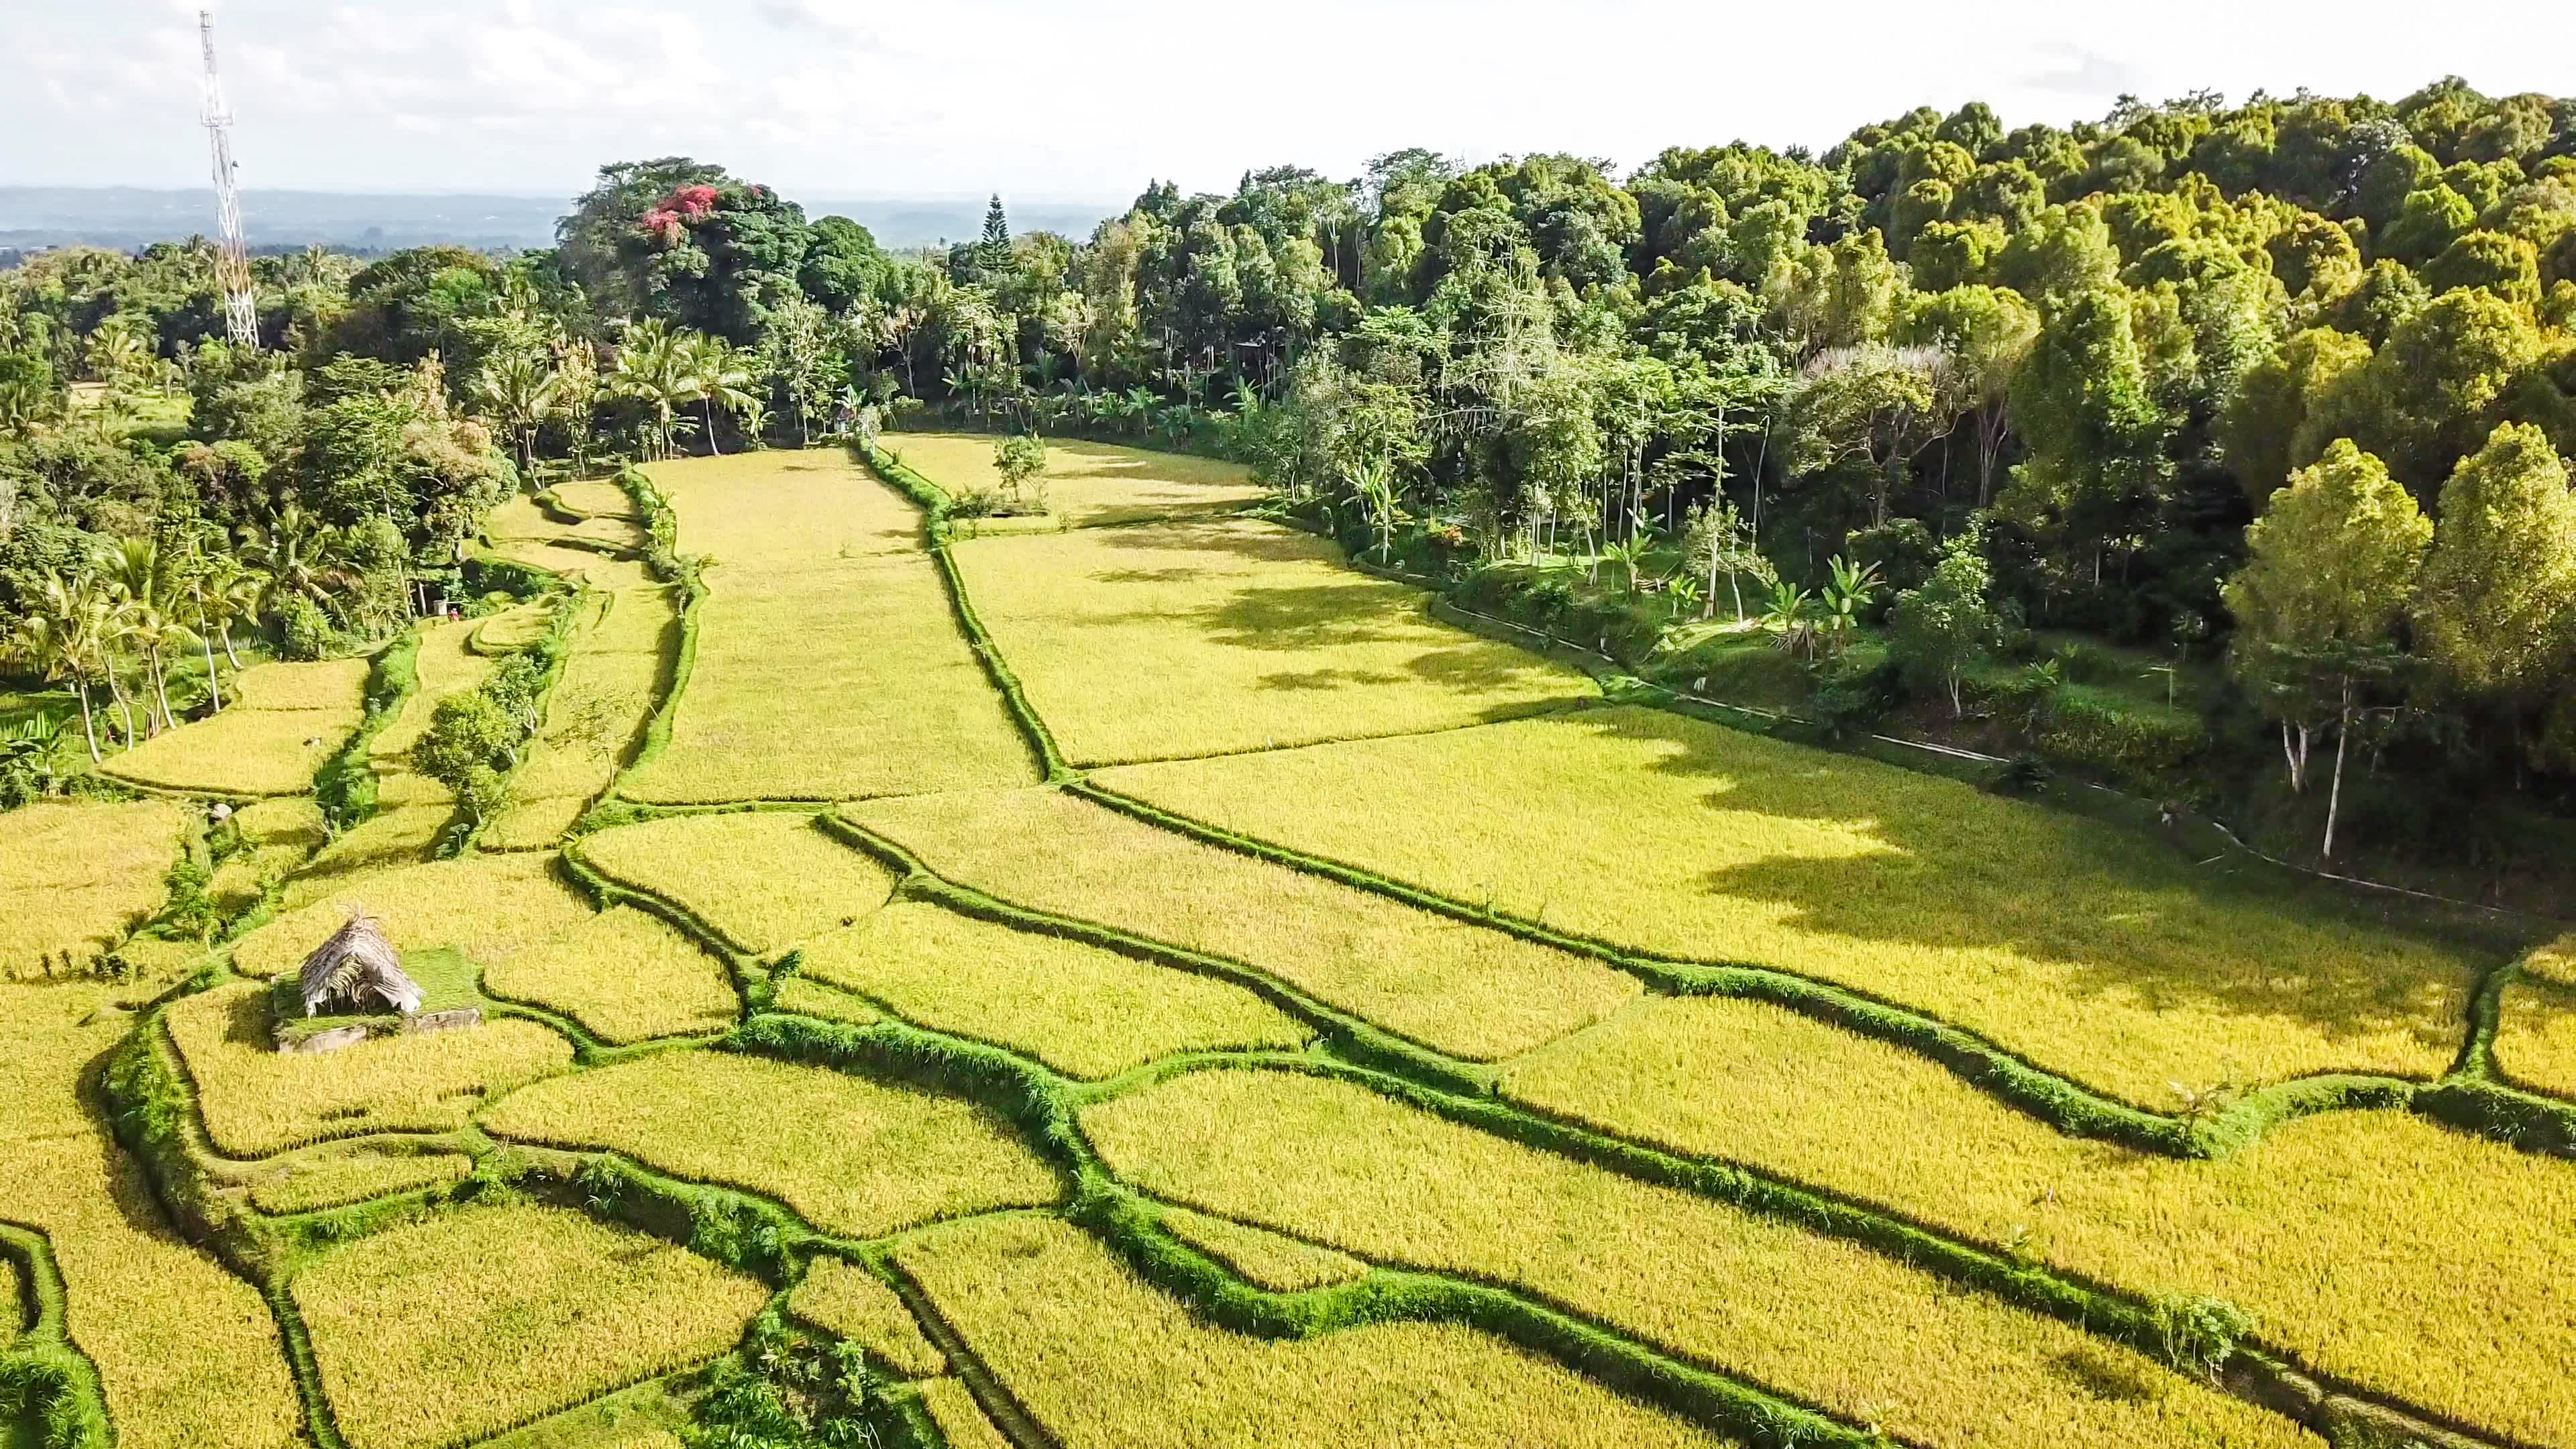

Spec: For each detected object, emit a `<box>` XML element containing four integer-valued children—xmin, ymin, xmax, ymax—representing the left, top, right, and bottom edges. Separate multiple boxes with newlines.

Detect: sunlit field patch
<box><xmin>1501</xmin><ymin>994</ymin><xmax>2576</xmax><ymax>1444</ymax></box>
<box><xmin>767</xmin><ymin>974</ymin><xmax>879</xmax><ymax>1026</ymax></box>
<box><xmin>233</xmin><ymin>851</ymin><xmax>596</xmax><ymax>981</ymax></box>
<box><xmin>490</xmin><ymin>587</ymin><xmax>676</xmax><ymax>850</ymax></box>
<box><xmin>293</xmin><ymin>1203</ymin><xmax>764</xmax><ymax>1449</ymax></box>
<box><xmin>246</xmin><ymin>1146</ymin><xmax>474</xmax><ymax>1215</ymax></box>
<box><xmin>209</xmin><ymin>796</ymin><xmax>327</xmax><ymax>915</ymax></box>
<box><xmin>0</xmin><ymin>798</ymin><xmax>189</xmax><ymax>978</ymax></box>
<box><xmin>0</xmin><ymin>983</ymin><xmax>303</xmax><ymax>1449</ymax></box>
<box><xmin>472</xmin><ymin>1380</ymin><xmax>686</xmax><ymax>1449</ymax></box>
<box><xmin>847</xmin><ymin>788</ymin><xmax>1635</xmax><ymax>1060</ymax></box>
<box><xmin>1097</xmin><ymin>706</ymin><xmax>2480</xmax><ymax>1101</ymax></box>
<box><xmin>886</xmin><ymin>431</ymin><xmax>1265</xmax><ymax>528</ymax></box>
<box><xmin>486</xmin><ymin>494</ymin><xmax>651</xmax><ymax>590</ymax></box>
<box><xmin>2495</xmin><ymin>979</ymin><xmax>2576</xmax><ymax>1102</ymax></box>
<box><xmin>482</xmin><ymin>904</ymin><xmax>738</xmax><ymax>1044</ymax></box>
<box><xmin>786</xmin><ymin>1257</ymin><xmax>945</xmax><ymax>1377</ymax></box>
<box><xmin>947</xmin><ymin>517</ymin><xmax>1588</xmax><ymax>765</ymax></box>
<box><xmin>165</xmin><ymin>980</ymin><xmax>572</xmax><ymax>1156</ymax></box>
<box><xmin>794</xmin><ymin>900</ymin><xmax>1307</xmax><ymax>1078</ymax></box>
<box><xmin>575</xmin><ymin>811</ymin><xmax>898</xmax><ymax>955</ymax></box>
<box><xmin>479</xmin><ymin>1048</ymin><xmax>1058</xmax><ymax>1238</ymax></box>
<box><xmin>1085</xmin><ymin>1068</ymin><xmax>2316</xmax><ymax>1449</ymax></box>
<box><xmin>102</xmin><ymin>658</ymin><xmax>370</xmax><ymax>796</ymax></box>
<box><xmin>1157</xmin><ymin>1206</ymin><xmax>1366</xmax><ymax>1293</ymax></box>
<box><xmin>622</xmin><ymin>453</ymin><xmax>1033</xmax><ymax>802</ymax></box>
<box><xmin>898</xmin><ymin>1214</ymin><xmax>1734</xmax><ymax>1449</ymax></box>
<box><xmin>916</xmin><ymin>1378</ymin><xmax>1010</xmax><ymax>1449</ymax></box>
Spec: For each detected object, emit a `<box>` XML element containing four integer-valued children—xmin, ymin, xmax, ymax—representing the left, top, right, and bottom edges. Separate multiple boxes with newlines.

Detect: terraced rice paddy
<box><xmin>101</xmin><ymin>657</ymin><xmax>370</xmax><ymax>796</ymax></box>
<box><xmin>2496</xmin><ymin>979</ymin><xmax>2576</xmax><ymax>1099</ymax></box>
<box><xmin>244</xmin><ymin>1147</ymin><xmax>474</xmax><ymax>1215</ymax></box>
<box><xmin>490</xmin><ymin>587</ymin><xmax>677</xmax><ymax>849</ymax></box>
<box><xmin>233</xmin><ymin>851</ymin><xmax>596</xmax><ymax>981</ymax></box>
<box><xmin>621</xmin><ymin>452</ymin><xmax>1032</xmax><ymax>802</ymax></box>
<box><xmin>887</xmin><ymin>431</ymin><xmax>1265</xmax><ymax>527</ymax></box>
<box><xmin>480</xmin><ymin>904</ymin><xmax>738</xmax><ymax>1042</ymax></box>
<box><xmin>792</xmin><ymin>899</ymin><xmax>1309</xmax><ymax>1077</ymax></box>
<box><xmin>1095</xmin><ymin>706</ymin><xmax>2482</xmax><ymax>1102</ymax></box>
<box><xmin>947</xmin><ymin>516</ymin><xmax>1588</xmax><ymax>765</ymax></box>
<box><xmin>484</xmin><ymin>495</ymin><xmax>652</xmax><ymax>590</ymax></box>
<box><xmin>786</xmin><ymin>1257</ymin><xmax>947</xmax><ymax>1377</ymax></box>
<box><xmin>0</xmin><ymin>798</ymin><xmax>188</xmax><ymax>977</ymax></box>
<box><xmin>1083</xmin><ymin>1068</ymin><xmax>2315</xmax><ymax>1449</ymax></box>
<box><xmin>292</xmin><ymin>1203</ymin><xmax>764</xmax><ymax>1449</ymax></box>
<box><xmin>576</xmin><ymin>810</ymin><xmax>896</xmax><ymax>954</ymax></box>
<box><xmin>478</xmin><ymin>1049</ymin><xmax>1059</xmax><ymax>1236</ymax></box>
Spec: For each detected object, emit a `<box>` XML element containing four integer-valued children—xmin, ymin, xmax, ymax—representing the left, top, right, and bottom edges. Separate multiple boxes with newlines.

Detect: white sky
<box><xmin>3</xmin><ymin>0</ymin><xmax>2574</xmax><ymax>204</ymax></box>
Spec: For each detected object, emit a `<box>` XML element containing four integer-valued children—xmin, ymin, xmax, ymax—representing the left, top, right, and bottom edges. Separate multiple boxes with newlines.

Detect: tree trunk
<box><xmin>2281</xmin><ymin>721</ymin><xmax>2310</xmax><ymax>794</ymax></box>
<box><xmin>219</xmin><ymin>624</ymin><xmax>241</xmax><ymax>669</ymax></box>
<box><xmin>107</xmin><ymin>674</ymin><xmax>137</xmax><ymax>750</ymax></box>
<box><xmin>74</xmin><ymin>680</ymin><xmax>99</xmax><ymax>763</ymax></box>
<box><xmin>202</xmin><ymin>631</ymin><xmax>223</xmax><ymax>712</ymax></box>
<box><xmin>2324</xmin><ymin>685</ymin><xmax>2353</xmax><ymax>861</ymax></box>
<box><xmin>152</xmin><ymin>650</ymin><xmax>175</xmax><ymax>733</ymax></box>
<box><xmin>704</xmin><ymin>399</ymin><xmax>722</xmax><ymax>455</ymax></box>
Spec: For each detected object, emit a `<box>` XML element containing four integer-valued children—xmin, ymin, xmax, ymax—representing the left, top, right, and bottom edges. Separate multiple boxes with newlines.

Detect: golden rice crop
<box><xmin>1097</xmin><ymin>707</ymin><xmax>2480</xmax><ymax>1101</ymax></box>
<box><xmin>247</xmin><ymin>1147</ymin><xmax>474</xmax><ymax>1214</ymax></box>
<box><xmin>292</xmin><ymin>1203</ymin><xmax>765</xmax><ymax>1449</ymax></box>
<box><xmin>794</xmin><ymin>900</ymin><xmax>1308</xmax><ymax>1078</ymax></box>
<box><xmin>104</xmin><ymin>659</ymin><xmax>370</xmax><ymax>796</ymax></box>
<box><xmin>479</xmin><ymin>1049</ymin><xmax>1058</xmax><ymax>1238</ymax></box>
<box><xmin>641</xmin><ymin>451</ymin><xmax>922</xmax><ymax>567</ymax></box>
<box><xmin>1501</xmin><ymin>994</ymin><xmax>2576</xmax><ymax>1443</ymax></box>
<box><xmin>0</xmin><ymin>982</ymin><xmax>303</xmax><ymax>1449</ymax></box>
<box><xmin>0</xmin><ymin>798</ymin><xmax>189</xmax><ymax>979</ymax></box>
<box><xmin>1083</xmin><ymin>1068</ymin><xmax>2313</xmax><ymax>1449</ymax></box>
<box><xmin>2494</xmin><ymin>979</ymin><xmax>2576</xmax><ymax>1101</ymax></box>
<box><xmin>485</xmin><ymin>496</ymin><xmax>651</xmax><ymax>590</ymax></box>
<box><xmin>165</xmin><ymin>981</ymin><xmax>570</xmax><ymax>1155</ymax></box>
<box><xmin>887</xmin><ymin>432</ymin><xmax>1264</xmax><ymax>528</ymax></box>
<box><xmin>370</xmin><ymin>618</ymin><xmax>495</xmax><ymax>766</ymax></box>
<box><xmin>786</xmin><ymin>1257</ymin><xmax>945</xmax><ymax>1377</ymax></box>
<box><xmin>210</xmin><ymin>798</ymin><xmax>327</xmax><ymax>915</ymax></box>
<box><xmin>472</xmin><ymin>1379</ymin><xmax>686</xmax><ymax>1449</ymax></box>
<box><xmin>234</xmin><ymin>851</ymin><xmax>595</xmax><ymax>980</ymax></box>
<box><xmin>947</xmin><ymin>517</ymin><xmax>1588</xmax><ymax>766</ymax></box>
<box><xmin>545</xmin><ymin>480</ymin><xmax>641</xmax><ymax>521</ymax></box>
<box><xmin>916</xmin><ymin>1377</ymin><xmax>1010</xmax><ymax>1449</ymax></box>
<box><xmin>768</xmin><ymin>975</ymin><xmax>880</xmax><ymax>1026</ymax></box>
<box><xmin>491</xmin><ymin>587</ymin><xmax>676</xmax><ymax>849</ymax></box>
<box><xmin>896</xmin><ymin>1214</ymin><xmax>1733</xmax><ymax>1449</ymax></box>
<box><xmin>847</xmin><ymin>788</ymin><xmax>1635</xmax><ymax>1060</ymax></box>
<box><xmin>482</xmin><ymin>905</ymin><xmax>739</xmax><ymax>1044</ymax></box>
<box><xmin>2522</xmin><ymin>931</ymin><xmax>2576</xmax><ymax>987</ymax></box>
<box><xmin>1158</xmin><ymin>1206</ymin><xmax>1365</xmax><ymax>1293</ymax></box>
<box><xmin>576</xmin><ymin>812</ymin><xmax>898</xmax><ymax>955</ymax></box>
<box><xmin>285</xmin><ymin>805</ymin><xmax>453</xmax><ymax>896</ymax></box>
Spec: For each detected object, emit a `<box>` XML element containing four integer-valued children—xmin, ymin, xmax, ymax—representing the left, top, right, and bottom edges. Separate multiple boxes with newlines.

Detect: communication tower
<box><xmin>199</xmin><ymin>9</ymin><xmax>259</xmax><ymax>349</ymax></box>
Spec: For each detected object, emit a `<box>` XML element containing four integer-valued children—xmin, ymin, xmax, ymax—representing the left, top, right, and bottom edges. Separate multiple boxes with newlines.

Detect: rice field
<box><xmin>786</xmin><ymin>1257</ymin><xmax>946</xmax><ymax>1377</ymax></box>
<box><xmin>767</xmin><ymin>974</ymin><xmax>880</xmax><ymax>1026</ymax></box>
<box><xmin>947</xmin><ymin>517</ymin><xmax>1589</xmax><ymax>765</ymax></box>
<box><xmin>0</xmin><ymin>798</ymin><xmax>189</xmax><ymax>979</ymax></box>
<box><xmin>916</xmin><ymin>1377</ymin><xmax>1010</xmax><ymax>1449</ymax></box>
<box><xmin>847</xmin><ymin>787</ymin><xmax>1636</xmax><ymax>1059</ymax></box>
<box><xmin>793</xmin><ymin>899</ymin><xmax>1309</xmax><ymax>1077</ymax></box>
<box><xmin>575</xmin><ymin>811</ymin><xmax>897</xmax><ymax>955</ymax></box>
<box><xmin>246</xmin><ymin>1147</ymin><xmax>474</xmax><ymax>1214</ymax></box>
<box><xmin>1095</xmin><ymin>707</ymin><xmax>2481</xmax><ymax>1103</ymax></box>
<box><xmin>209</xmin><ymin>798</ymin><xmax>326</xmax><ymax>915</ymax></box>
<box><xmin>2495</xmin><ymin>979</ymin><xmax>2576</xmax><ymax>1100</ymax></box>
<box><xmin>621</xmin><ymin>452</ymin><xmax>1032</xmax><ymax>802</ymax></box>
<box><xmin>102</xmin><ymin>658</ymin><xmax>370</xmax><ymax>796</ymax></box>
<box><xmin>472</xmin><ymin>1380</ymin><xmax>686</xmax><ymax>1449</ymax></box>
<box><xmin>1158</xmin><ymin>1207</ymin><xmax>1366</xmax><ymax>1292</ymax></box>
<box><xmin>886</xmin><ymin>431</ymin><xmax>1265</xmax><ymax>528</ymax></box>
<box><xmin>896</xmin><ymin>1214</ymin><xmax>1735</xmax><ymax>1449</ymax></box>
<box><xmin>292</xmin><ymin>1203</ymin><xmax>764</xmax><ymax>1449</ymax></box>
<box><xmin>1500</xmin><ymin>993</ymin><xmax>2576</xmax><ymax>1442</ymax></box>
<box><xmin>2524</xmin><ymin>931</ymin><xmax>2576</xmax><ymax>986</ymax></box>
<box><xmin>0</xmin><ymin>983</ymin><xmax>304</xmax><ymax>1449</ymax></box>
<box><xmin>235</xmin><ymin>850</ymin><xmax>594</xmax><ymax>979</ymax></box>
<box><xmin>485</xmin><ymin>495</ymin><xmax>652</xmax><ymax>590</ymax></box>
<box><xmin>478</xmin><ymin>1049</ymin><xmax>1059</xmax><ymax>1238</ymax></box>
<box><xmin>164</xmin><ymin>981</ymin><xmax>574</xmax><ymax>1156</ymax></box>
<box><xmin>1083</xmin><ymin>1067</ymin><xmax>2316</xmax><ymax>1449</ymax></box>
<box><xmin>482</xmin><ymin>905</ymin><xmax>739</xmax><ymax>1044</ymax></box>
<box><xmin>490</xmin><ymin>588</ymin><xmax>676</xmax><ymax>849</ymax></box>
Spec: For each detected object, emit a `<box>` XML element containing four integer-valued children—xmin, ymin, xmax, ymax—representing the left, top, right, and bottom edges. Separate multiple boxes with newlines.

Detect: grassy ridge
<box><xmin>885</xmin><ymin>431</ymin><xmax>1264</xmax><ymax>529</ymax></box>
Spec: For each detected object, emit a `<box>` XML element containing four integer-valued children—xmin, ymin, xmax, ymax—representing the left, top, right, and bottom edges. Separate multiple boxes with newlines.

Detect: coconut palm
<box><xmin>608</xmin><ymin>320</ymin><xmax>694</xmax><ymax>460</ymax></box>
<box><xmin>470</xmin><ymin>345</ymin><xmax>563</xmax><ymax>474</ymax></box>
<box><xmin>7</xmin><ymin>572</ymin><xmax>112</xmax><ymax>761</ymax></box>
<box><xmin>99</xmin><ymin>538</ymin><xmax>196</xmax><ymax>732</ymax></box>
<box><xmin>682</xmin><ymin>334</ymin><xmax>760</xmax><ymax>454</ymax></box>
<box><xmin>241</xmin><ymin>504</ymin><xmax>352</xmax><ymax>611</ymax></box>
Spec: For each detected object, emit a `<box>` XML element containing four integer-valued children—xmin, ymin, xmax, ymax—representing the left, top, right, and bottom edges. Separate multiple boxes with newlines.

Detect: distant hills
<box><xmin>0</xmin><ymin>187</ymin><xmax>1122</xmax><ymax>258</ymax></box>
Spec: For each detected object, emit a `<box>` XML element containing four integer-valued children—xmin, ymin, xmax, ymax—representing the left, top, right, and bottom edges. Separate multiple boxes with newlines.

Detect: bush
<box><xmin>411</xmin><ymin>692</ymin><xmax>515</xmax><ymax>822</ymax></box>
<box><xmin>276</xmin><ymin>594</ymin><xmax>335</xmax><ymax>661</ymax></box>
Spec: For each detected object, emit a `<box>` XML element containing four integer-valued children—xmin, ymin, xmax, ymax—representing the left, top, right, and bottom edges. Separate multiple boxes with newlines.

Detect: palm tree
<box><xmin>1349</xmin><ymin>459</ymin><xmax>1399</xmax><ymax>564</ymax></box>
<box><xmin>682</xmin><ymin>334</ymin><xmax>759</xmax><ymax>454</ymax></box>
<box><xmin>608</xmin><ymin>320</ymin><xmax>694</xmax><ymax>460</ymax></box>
<box><xmin>99</xmin><ymin>538</ymin><xmax>195</xmax><ymax>732</ymax></box>
<box><xmin>241</xmin><ymin>504</ymin><xmax>354</xmax><ymax>612</ymax></box>
<box><xmin>471</xmin><ymin>346</ymin><xmax>562</xmax><ymax>474</ymax></box>
<box><xmin>8</xmin><ymin>572</ymin><xmax>109</xmax><ymax>761</ymax></box>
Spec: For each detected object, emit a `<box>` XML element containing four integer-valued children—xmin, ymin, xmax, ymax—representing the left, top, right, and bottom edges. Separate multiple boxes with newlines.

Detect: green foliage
<box><xmin>1890</xmin><ymin>523</ymin><xmax>2005</xmax><ymax>714</ymax></box>
<box><xmin>2414</xmin><ymin>422</ymin><xmax>2576</xmax><ymax>702</ymax></box>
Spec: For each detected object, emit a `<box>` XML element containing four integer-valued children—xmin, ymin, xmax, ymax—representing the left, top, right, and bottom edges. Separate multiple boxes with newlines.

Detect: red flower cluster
<box><xmin>636</xmin><ymin>185</ymin><xmax>720</xmax><ymax>248</ymax></box>
<box><xmin>638</xmin><ymin>209</ymin><xmax>684</xmax><ymax>246</ymax></box>
<box><xmin>669</xmin><ymin>184</ymin><xmax>718</xmax><ymax>218</ymax></box>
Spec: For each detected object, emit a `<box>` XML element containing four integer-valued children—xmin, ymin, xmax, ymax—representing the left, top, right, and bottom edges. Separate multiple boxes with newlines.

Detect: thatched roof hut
<box><xmin>299</xmin><ymin>912</ymin><xmax>424</xmax><ymax>1017</ymax></box>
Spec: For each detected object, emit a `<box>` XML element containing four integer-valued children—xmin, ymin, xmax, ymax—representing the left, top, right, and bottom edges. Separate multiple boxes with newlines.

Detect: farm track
<box><xmin>31</xmin><ymin>448</ymin><xmax>2559</xmax><ymax>1449</ymax></box>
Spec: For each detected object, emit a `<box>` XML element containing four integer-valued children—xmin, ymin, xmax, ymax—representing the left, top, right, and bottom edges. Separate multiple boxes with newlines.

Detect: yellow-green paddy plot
<box><xmin>888</xmin><ymin>431</ymin><xmax>1265</xmax><ymax>528</ymax></box>
<box><xmin>1501</xmin><ymin>994</ymin><xmax>2576</xmax><ymax>1445</ymax></box>
<box><xmin>0</xmin><ymin>797</ymin><xmax>188</xmax><ymax>978</ymax></box>
<box><xmin>209</xmin><ymin>797</ymin><xmax>327</xmax><ymax>916</ymax></box>
<box><xmin>848</xmin><ymin>788</ymin><xmax>1635</xmax><ymax>1060</ymax></box>
<box><xmin>480</xmin><ymin>1048</ymin><xmax>1058</xmax><ymax>1237</ymax></box>
<box><xmin>292</xmin><ymin>618</ymin><xmax>504</xmax><ymax>885</ymax></box>
<box><xmin>246</xmin><ymin>1146</ymin><xmax>474</xmax><ymax>1214</ymax></box>
<box><xmin>485</xmin><ymin>494</ymin><xmax>651</xmax><ymax>590</ymax></box>
<box><xmin>233</xmin><ymin>851</ymin><xmax>596</xmax><ymax>982</ymax></box>
<box><xmin>1098</xmin><ymin>706</ymin><xmax>2479</xmax><ymax>1102</ymax></box>
<box><xmin>917</xmin><ymin>1379</ymin><xmax>1010</xmax><ymax>1449</ymax></box>
<box><xmin>949</xmin><ymin>516</ymin><xmax>1587</xmax><ymax>765</ymax></box>
<box><xmin>293</xmin><ymin>1203</ymin><xmax>765</xmax><ymax>1449</ymax></box>
<box><xmin>2496</xmin><ymin>978</ymin><xmax>2576</xmax><ymax>1099</ymax></box>
<box><xmin>1087</xmin><ymin>1068</ymin><xmax>2316</xmax><ymax>1449</ymax></box>
<box><xmin>0</xmin><ymin>983</ymin><xmax>304</xmax><ymax>1449</ymax></box>
<box><xmin>165</xmin><ymin>979</ymin><xmax>573</xmax><ymax>1155</ymax></box>
<box><xmin>898</xmin><ymin>1214</ymin><xmax>1733</xmax><ymax>1449</ymax></box>
<box><xmin>482</xmin><ymin>904</ymin><xmax>739</xmax><ymax>1043</ymax></box>
<box><xmin>794</xmin><ymin>900</ymin><xmax>1308</xmax><ymax>1077</ymax></box>
<box><xmin>490</xmin><ymin>587</ymin><xmax>677</xmax><ymax>850</ymax></box>
<box><xmin>1159</xmin><ymin>1206</ymin><xmax>1366</xmax><ymax>1292</ymax></box>
<box><xmin>787</xmin><ymin>1257</ymin><xmax>946</xmax><ymax>1377</ymax></box>
<box><xmin>102</xmin><ymin>657</ymin><xmax>370</xmax><ymax>796</ymax></box>
<box><xmin>576</xmin><ymin>810</ymin><xmax>898</xmax><ymax>955</ymax></box>
<box><xmin>621</xmin><ymin>451</ymin><xmax>1032</xmax><ymax>803</ymax></box>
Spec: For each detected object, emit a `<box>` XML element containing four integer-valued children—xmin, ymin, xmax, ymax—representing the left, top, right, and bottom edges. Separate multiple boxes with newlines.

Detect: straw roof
<box><xmin>298</xmin><ymin>912</ymin><xmax>425</xmax><ymax>1017</ymax></box>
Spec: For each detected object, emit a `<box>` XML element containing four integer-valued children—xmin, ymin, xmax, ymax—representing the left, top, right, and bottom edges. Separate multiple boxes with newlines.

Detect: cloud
<box><xmin>2019</xmin><ymin>45</ymin><xmax>2148</xmax><ymax>101</ymax></box>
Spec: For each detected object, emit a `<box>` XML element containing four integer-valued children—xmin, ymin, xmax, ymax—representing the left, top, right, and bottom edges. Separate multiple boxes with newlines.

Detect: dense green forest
<box><xmin>7</xmin><ymin>80</ymin><xmax>2576</xmax><ymax>895</ymax></box>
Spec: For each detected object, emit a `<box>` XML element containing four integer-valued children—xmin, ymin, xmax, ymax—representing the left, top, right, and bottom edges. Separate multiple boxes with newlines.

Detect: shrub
<box><xmin>276</xmin><ymin>594</ymin><xmax>335</xmax><ymax>661</ymax></box>
<box><xmin>992</xmin><ymin>433</ymin><xmax>1048</xmax><ymax>515</ymax></box>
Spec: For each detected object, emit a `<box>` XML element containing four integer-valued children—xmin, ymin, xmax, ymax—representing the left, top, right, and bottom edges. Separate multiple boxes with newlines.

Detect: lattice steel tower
<box><xmin>198</xmin><ymin>9</ymin><xmax>259</xmax><ymax>349</ymax></box>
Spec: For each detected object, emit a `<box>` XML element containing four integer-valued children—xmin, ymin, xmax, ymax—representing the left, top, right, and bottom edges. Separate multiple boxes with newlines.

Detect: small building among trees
<box><xmin>297</xmin><ymin>913</ymin><xmax>425</xmax><ymax>1017</ymax></box>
